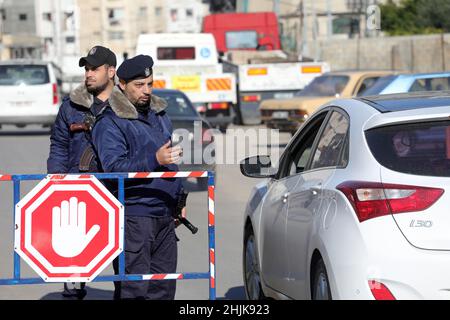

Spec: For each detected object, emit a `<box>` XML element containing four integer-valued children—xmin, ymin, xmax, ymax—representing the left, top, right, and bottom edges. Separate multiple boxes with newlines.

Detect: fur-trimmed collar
<box><xmin>69</xmin><ymin>83</ymin><xmax>168</xmax><ymax>119</ymax></box>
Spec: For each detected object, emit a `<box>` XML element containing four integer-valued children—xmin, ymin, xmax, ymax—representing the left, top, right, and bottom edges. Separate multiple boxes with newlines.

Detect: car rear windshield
<box><xmin>158</xmin><ymin>93</ymin><xmax>198</xmax><ymax>117</ymax></box>
<box><xmin>366</xmin><ymin>120</ymin><xmax>450</xmax><ymax>177</ymax></box>
<box><xmin>295</xmin><ymin>75</ymin><xmax>349</xmax><ymax>97</ymax></box>
<box><xmin>0</xmin><ymin>65</ymin><xmax>50</xmax><ymax>86</ymax></box>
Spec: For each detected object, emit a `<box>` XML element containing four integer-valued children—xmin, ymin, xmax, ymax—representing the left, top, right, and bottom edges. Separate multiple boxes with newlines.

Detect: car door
<box><xmin>259</xmin><ymin>110</ymin><xmax>329</xmax><ymax>294</ymax></box>
<box><xmin>283</xmin><ymin>110</ymin><xmax>350</xmax><ymax>299</ymax></box>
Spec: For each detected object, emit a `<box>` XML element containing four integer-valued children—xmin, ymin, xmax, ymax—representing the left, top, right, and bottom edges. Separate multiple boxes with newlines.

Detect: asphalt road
<box><xmin>0</xmin><ymin>124</ymin><xmax>290</xmax><ymax>300</ymax></box>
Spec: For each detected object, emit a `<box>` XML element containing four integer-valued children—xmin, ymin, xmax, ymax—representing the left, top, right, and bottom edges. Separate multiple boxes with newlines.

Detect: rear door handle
<box><xmin>282</xmin><ymin>192</ymin><xmax>289</xmax><ymax>203</ymax></box>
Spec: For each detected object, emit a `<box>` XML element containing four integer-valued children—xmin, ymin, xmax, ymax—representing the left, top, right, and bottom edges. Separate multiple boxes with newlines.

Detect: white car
<box><xmin>0</xmin><ymin>60</ymin><xmax>62</xmax><ymax>128</ymax></box>
<box><xmin>241</xmin><ymin>91</ymin><xmax>450</xmax><ymax>300</ymax></box>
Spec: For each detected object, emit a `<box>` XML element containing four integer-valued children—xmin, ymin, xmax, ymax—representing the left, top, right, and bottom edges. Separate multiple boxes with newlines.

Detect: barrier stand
<box><xmin>0</xmin><ymin>171</ymin><xmax>216</xmax><ymax>300</ymax></box>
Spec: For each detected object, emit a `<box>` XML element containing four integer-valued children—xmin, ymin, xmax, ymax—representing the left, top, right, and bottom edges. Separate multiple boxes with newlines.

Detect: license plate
<box><xmin>10</xmin><ymin>101</ymin><xmax>32</xmax><ymax>107</ymax></box>
<box><xmin>272</xmin><ymin>111</ymin><xmax>289</xmax><ymax>119</ymax></box>
<box><xmin>274</xmin><ymin>92</ymin><xmax>294</xmax><ymax>100</ymax></box>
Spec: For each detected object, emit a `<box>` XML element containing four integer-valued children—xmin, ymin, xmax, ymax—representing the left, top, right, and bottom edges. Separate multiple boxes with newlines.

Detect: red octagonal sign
<box><xmin>14</xmin><ymin>175</ymin><xmax>124</xmax><ymax>282</ymax></box>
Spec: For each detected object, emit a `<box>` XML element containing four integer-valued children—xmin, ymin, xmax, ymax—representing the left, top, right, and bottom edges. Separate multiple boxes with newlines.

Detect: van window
<box><xmin>157</xmin><ymin>47</ymin><xmax>196</xmax><ymax>60</ymax></box>
<box><xmin>0</xmin><ymin>65</ymin><xmax>50</xmax><ymax>86</ymax></box>
<box><xmin>225</xmin><ymin>31</ymin><xmax>258</xmax><ymax>49</ymax></box>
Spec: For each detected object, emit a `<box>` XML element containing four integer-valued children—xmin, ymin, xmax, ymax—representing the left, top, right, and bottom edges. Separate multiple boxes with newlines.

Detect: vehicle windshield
<box><xmin>0</xmin><ymin>65</ymin><xmax>50</xmax><ymax>86</ymax></box>
<box><xmin>226</xmin><ymin>31</ymin><xmax>258</xmax><ymax>49</ymax></box>
<box><xmin>361</xmin><ymin>75</ymin><xmax>397</xmax><ymax>95</ymax></box>
<box><xmin>295</xmin><ymin>75</ymin><xmax>349</xmax><ymax>97</ymax></box>
<box><xmin>366</xmin><ymin>120</ymin><xmax>450</xmax><ymax>177</ymax></box>
<box><xmin>157</xmin><ymin>92</ymin><xmax>198</xmax><ymax>117</ymax></box>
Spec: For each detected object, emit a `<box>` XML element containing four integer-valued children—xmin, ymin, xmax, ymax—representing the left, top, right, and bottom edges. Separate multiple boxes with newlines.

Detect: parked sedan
<box><xmin>259</xmin><ymin>71</ymin><xmax>394</xmax><ymax>134</ymax></box>
<box><xmin>155</xmin><ymin>89</ymin><xmax>215</xmax><ymax>190</ymax></box>
<box><xmin>362</xmin><ymin>72</ymin><xmax>450</xmax><ymax>95</ymax></box>
<box><xmin>241</xmin><ymin>91</ymin><xmax>450</xmax><ymax>300</ymax></box>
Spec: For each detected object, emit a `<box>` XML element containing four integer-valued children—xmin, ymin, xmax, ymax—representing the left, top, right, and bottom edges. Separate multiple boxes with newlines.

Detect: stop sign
<box><xmin>14</xmin><ymin>175</ymin><xmax>124</xmax><ymax>282</ymax></box>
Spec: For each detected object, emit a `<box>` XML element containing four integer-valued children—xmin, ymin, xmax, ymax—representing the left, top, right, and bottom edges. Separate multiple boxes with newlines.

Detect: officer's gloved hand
<box><xmin>156</xmin><ymin>141</ymin><xmax>183</xmax><ymax>165</ymax></box>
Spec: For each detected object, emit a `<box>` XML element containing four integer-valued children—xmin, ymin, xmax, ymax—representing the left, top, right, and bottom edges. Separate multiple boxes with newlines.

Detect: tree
<box><xmin>380</xmin><ymin>0</ymin><xmax>449</xmax><ymax>35</ymax></box>
<box><xmin>208</xmin><ymin>0</ymin><xmax>236</xmax><ymax>13</ymax></box>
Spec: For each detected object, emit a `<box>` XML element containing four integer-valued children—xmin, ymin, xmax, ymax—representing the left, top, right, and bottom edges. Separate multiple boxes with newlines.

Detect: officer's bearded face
<box><xmin>85</xmin><ymin>64</ymin><xmax>114</xmax><ymax>96</ymax></box>
<box><xmin>120</xmin><ymin>76</ymin><xmax>153</xmax><ymax>110</ymax></box>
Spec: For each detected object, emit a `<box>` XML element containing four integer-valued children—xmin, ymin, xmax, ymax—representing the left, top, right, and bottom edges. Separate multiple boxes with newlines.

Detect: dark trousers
<box><xmin>113</xmin><ymin>215</ymin><xmax>178</xmax><ymax>300</ymax></box>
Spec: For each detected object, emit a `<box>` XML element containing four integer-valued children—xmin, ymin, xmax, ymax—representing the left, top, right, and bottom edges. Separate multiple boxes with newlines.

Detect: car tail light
<box><xmin>209</xmin><ymin>102</ymin><xmax>229</xmax><ymax>110</ymax></box>
<box><xmin>336</xmin><ymin>181</ymin><xmax>444</xmax><ymax>222</ymax></box>
<box><xmin>242</xmin><ymin>95</ymin><xmax>261</xmax><ymax>103</ymax></box>
<box><xmin>368</xmin><ymin>281</ymin><xmax>396</xmax><ymax>300</ymax></box>
<box><xmin>196</xmin><ymin>105</ymin><xmax>206</xmax><ymax>113</ymax></box>
<box><xmin>52</xmin><ymin>83</ymin><xmax>59</xmax><ymax>105</ymax></box>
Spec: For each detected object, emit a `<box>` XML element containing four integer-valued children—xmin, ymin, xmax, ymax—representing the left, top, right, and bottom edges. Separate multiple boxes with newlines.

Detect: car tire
<box><xmin>243</xmin><ymin>227</ymin><xmax>266</xmax><ymax>300</ymax></box>
<box><xmin>312</xmin><ymin>258</ymin><xmax>332</xmax><ymax>300</ymax></box>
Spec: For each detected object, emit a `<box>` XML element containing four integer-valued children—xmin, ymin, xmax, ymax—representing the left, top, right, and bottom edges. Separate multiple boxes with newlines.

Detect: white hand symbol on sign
<box><xmin>52</xmin><ymin>197</ymin><xmax>100</xmax><ymax>258</ymax></box>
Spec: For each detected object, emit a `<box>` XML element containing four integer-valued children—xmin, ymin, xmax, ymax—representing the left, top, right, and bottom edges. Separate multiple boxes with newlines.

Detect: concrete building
<box><xmin>1</xmin><ymin>0</ymin><xmax>41</xmax><ymax>60</ymax></box>
<box><xmin>165</xmin><ymin>0</ymin><xmax>208</xmax><ymax>33</ymax></box>
<box><xmin>76</xmin><ymin>0</ymin><xmax>209</xmax><ymax>63</ymax></box>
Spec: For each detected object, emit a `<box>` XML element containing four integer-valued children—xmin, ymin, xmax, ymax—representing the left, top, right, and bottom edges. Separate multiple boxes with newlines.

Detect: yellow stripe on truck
<box><xmin>247</xmin><ymin>68</ymin><xmax>268</xmax><ymax>76</ymax></box>
<box><xmin>207</xmin><ymin>78</ymin><xmax>232</xmax><ymax>91</ymax></box>
<box><xmin>301</xmin><ymin>66</ymin><xmax>322</xmax><ymax>74</ymax></box>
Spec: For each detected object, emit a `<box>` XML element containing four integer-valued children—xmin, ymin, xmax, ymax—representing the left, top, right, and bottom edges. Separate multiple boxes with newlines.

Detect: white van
<box><xmin>0</xmin><ymin>60</ymin><xmax>62</xmax><ymax>128</ymax></box>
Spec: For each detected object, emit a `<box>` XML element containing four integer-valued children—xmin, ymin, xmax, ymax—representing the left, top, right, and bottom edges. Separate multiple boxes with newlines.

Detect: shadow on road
<box><xmin>40</xmin><ymin>286</ymin><xmax>114</xmax><ymax>300</ymax></box>
<box><xmin>217</xmin><ymin>286</ymin><xmax>246</xmax><ymax>300</ymax></box>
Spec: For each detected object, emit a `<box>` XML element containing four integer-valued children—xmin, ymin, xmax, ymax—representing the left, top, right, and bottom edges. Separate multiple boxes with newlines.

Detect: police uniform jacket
<box><xmin>47</xmin><ymin>83</ymin><xmax>105</xmax><ymax>174</ymax></box>
<box><xmin>92</xmin><ymin>86</ymin><xmax>183</xmax><ymax>217</ymax></box>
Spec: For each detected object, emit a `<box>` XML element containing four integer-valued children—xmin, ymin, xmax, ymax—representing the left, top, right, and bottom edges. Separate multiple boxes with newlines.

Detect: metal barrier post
<box><xmin>208</xmin><ymin>172</ymin><xmax>216</xmax><ymax>300</ymax></box>
<box><xmin>13</xmin><ymin>178</ymin><xmax>21</xmax><ymax>280</ymax></box>
<box><xmin>118</xmin><ymin>177</ymin><xmax>125</xmax><ymax>278</ymax></box>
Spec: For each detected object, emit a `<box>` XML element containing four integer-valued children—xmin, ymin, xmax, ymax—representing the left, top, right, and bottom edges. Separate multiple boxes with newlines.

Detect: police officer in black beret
<box><xmin>92</xmin><ymin>55</ymin><xmax>185</xmax><ymax>300</ymax></box>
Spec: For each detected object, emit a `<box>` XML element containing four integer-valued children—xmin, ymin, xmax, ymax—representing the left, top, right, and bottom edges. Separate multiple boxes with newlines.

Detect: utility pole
<box><xmin>273</xmin><ymin>0</ymin><xmax>280</xmax><ymax>16</ymax></box>
<box><xmin>311</xmin><ymin>0</ymin><xmax>320</xmax><ymax>61</ymax></box>
<box><xmin>300</xmin><ymin>0</ymin><xmax>309</xmax><ymax>60</ymax></box>
<box><xmin>326</xmin><ymin>0</ymin><xmax>332</xmax><ymax>39</ymax></box>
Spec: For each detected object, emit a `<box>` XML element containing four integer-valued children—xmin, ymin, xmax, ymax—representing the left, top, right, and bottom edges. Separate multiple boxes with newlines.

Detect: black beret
<box><xmin>117</xmin><ymin>55</ymin><xmax>154</xmax><ymax>81</ymax></box>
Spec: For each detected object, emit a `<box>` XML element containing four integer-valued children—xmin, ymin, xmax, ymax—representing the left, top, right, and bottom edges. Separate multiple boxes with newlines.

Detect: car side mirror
<box><xmin>240</xmin><ymin>155</ymin><xmax>277</xmax><ymax>178</ymax></box>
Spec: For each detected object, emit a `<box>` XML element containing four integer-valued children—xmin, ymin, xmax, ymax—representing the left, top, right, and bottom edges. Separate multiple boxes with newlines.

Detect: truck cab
<box><xmin>202</xmin><ymin>12</ymin><xmax>281</xmax><ymax>53</ymax></box>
